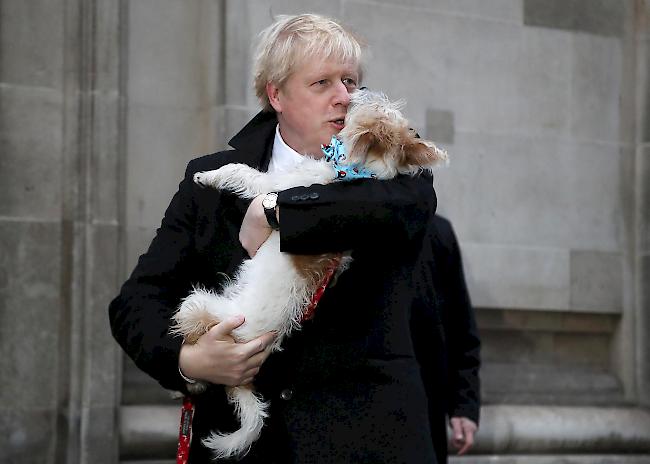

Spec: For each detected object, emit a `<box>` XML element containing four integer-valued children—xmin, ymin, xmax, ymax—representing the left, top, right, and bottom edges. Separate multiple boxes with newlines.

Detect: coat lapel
<box><xmin>228</xmin><ymin>110</ymin><xmax>277</xmax><ymax>172</ymax></box>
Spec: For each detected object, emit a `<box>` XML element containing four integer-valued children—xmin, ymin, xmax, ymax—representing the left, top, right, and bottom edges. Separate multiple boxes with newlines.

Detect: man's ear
<box><xmin>266</xmin><ymin>82</ymin><xmax>282</xmax><ymax>112</ymax></box>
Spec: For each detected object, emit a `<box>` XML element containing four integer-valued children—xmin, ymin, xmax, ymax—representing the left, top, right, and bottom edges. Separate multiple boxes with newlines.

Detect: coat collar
<box><xmin>228</xmin><ymin>110</ymin><xmax>278</xmax><ymax>172</ymax></box>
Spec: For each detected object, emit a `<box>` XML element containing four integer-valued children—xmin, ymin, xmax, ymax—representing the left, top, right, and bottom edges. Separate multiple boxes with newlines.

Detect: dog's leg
<box><xmin>171</xmin><ymin>289</ymin><xmax>222</xmax><ymax>342</ymax></box>
<box><xmin>194</xmin><ymin>164</ymin><xmax>273</xmax><ymax>198</ymax></box>
<box><xmin>194</xmin><ymin>159</ymin><xmax>334</xmax><ymax>199</ymax></box>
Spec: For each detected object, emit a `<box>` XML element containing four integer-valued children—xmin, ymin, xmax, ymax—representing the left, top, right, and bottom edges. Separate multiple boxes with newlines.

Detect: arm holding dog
<box><xmin>239</xmin><ymin>173</ymin><xmax>435</xmax><ymax>257</ymax></box>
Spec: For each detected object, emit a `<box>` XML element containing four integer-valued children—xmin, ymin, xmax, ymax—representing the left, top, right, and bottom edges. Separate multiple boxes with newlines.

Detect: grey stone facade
<box><xmin>1</xmin><ymin>0</ymin><xmax>649</xmax><ymax>463</ymax></box>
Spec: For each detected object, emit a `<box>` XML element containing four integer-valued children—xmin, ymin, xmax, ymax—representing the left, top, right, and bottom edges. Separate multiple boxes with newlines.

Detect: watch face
<box><xmin>263</xmin><ymin>193</ymin><xmax>277</xmax><ymax>209</ymax></box>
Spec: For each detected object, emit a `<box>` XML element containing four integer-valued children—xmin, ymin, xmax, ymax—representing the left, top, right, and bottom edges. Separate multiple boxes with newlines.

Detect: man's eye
<box><xmin>314</xmin><ymin>79</ymin><xmax>328</xmax><ymax>86</ymax></box>
<box><xmin>343</xmin><ymin>78</ymin><xmax>358</xmax><ymax>89</ymax></box>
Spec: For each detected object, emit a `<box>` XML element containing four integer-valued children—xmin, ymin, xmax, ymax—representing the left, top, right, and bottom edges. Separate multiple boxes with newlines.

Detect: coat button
<box><xmin>280</xmin><ymin>389</ymin><xmax>293</xmax><ymax>401</ymax></box>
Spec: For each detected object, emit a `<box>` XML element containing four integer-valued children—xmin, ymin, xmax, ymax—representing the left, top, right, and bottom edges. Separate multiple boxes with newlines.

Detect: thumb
<box><xmin>207</xmin><ymin>315</ymin><xmax>245</xmax><ymax>340</ymax></box>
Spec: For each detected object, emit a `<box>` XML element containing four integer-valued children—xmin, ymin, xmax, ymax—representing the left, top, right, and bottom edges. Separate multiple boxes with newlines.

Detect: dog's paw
<box><xmin>193</xmin><ymin>171</ymin><xmax>209</xmax><ymax>187</ymax></box>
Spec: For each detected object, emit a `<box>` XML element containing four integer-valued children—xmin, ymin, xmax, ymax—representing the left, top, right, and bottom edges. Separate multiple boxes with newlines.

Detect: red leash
<box><xmin>176</xmin><ymin>396</ymin><xmax>195</xmax><ymax>464</ymax></box>
<box><xmin>301</xmin><ymin>256</ymin><xmax>341</xmax><ymax>322</ymax></box>
<box><xmin>176</xmin><ymin>255</ymin><xmax>341</xmax><ymax>463</ymax></box>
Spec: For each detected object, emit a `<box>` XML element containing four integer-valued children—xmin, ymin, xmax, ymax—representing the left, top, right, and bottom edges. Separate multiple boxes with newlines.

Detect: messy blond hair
<box><xmin>253</xmin><ymin>13</ymin><xmax>364</xmax><ymax>111</ymax></box>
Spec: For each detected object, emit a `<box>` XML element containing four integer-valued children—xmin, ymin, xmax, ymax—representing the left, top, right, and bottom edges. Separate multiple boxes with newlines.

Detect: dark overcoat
<box><xmin>109</xmin><ymin>110</ymin><xmax>440</xmax><ymax>463</ymax></box>
<box><xmin>412</xmin><ymin>214</ymin><xmax>481</xmax><ymax>464</ymax></box>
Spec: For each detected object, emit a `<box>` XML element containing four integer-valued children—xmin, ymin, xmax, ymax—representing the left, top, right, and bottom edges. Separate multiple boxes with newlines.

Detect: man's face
<box><xmin>267</xmin><ymin>56</ymin><xmax>360</xmax><ymax>157</ymax></box>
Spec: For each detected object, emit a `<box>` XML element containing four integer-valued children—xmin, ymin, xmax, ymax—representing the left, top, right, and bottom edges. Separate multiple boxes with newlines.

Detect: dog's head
<box><xmin>338</xmin><ymin>90</ymin><xmax>448</xmax><ymax>179</ymax></box>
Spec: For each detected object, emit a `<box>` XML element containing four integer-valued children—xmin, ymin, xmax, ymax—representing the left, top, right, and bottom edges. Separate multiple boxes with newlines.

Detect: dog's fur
<box><xmin>170</xmin><ymin>90</ymin><xmax>448</xmax><ymax>459</ymax></box>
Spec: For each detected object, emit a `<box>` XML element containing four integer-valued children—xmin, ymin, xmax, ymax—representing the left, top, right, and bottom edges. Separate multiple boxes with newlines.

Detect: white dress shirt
<box><xmin>267</xmin><ymin>124</ymin><xmax>305</xmax><ymax>174</ymax></box>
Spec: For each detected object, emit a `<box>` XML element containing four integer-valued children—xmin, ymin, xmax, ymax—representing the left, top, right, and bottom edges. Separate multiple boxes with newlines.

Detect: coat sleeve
<box><xmin>276</xmin><ymin>172</ymin><xmax>436</xmax><ymax>254</ymax></box>
<box><xmin>437</xmin><ymin>218</ymin><xmax>482</xmax><ymax>425</ymax></box>
<box><xmin>108</xmin><ymin>161</ymin><xmax>201</xmax><ymax>392</ymax></box>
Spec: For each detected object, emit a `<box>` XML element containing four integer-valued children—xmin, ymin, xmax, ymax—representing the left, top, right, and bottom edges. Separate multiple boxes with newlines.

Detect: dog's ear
<box><xmin>346</xmin><ymin>130</ymin><xmax>375</xmax><ymax>161</ymax></box>
<box><xmin>402</xmin><ymin>138</ymin><xmax>448</xmax><ymax>170</ymax></box>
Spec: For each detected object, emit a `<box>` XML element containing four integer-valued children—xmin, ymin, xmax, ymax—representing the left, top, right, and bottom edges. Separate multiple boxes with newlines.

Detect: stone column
<box><xmin>61</xmin><ymin>0</ymin><xmax>127</xmax><ymax>462</ymax></box>
<box><xmin>637</xmin><ymin>0</ymin><xmax>650</xmax><ymax>408</ymax></box>
<box><xmin>0</xmin><ymin>0</ymin><xmax>126</xmax><ymax>462</ymax></box>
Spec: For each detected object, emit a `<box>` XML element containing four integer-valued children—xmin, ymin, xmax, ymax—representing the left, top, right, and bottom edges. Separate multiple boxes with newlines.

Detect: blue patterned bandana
<box><xmin>321</xmin><ymin>136</ymin><xmax>376</xmax><ymax>181</ymax></box>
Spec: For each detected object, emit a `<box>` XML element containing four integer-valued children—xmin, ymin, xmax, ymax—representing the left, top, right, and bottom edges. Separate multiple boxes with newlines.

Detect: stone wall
<box><xmin>1</xmin><ymin>0</ymin><xmax>125</xmax><ymax>462</ymax></box>
<box><xmin>1</xmin><ymin>0</ymin><xmax>648</xmax><ymax>462</ymax></box>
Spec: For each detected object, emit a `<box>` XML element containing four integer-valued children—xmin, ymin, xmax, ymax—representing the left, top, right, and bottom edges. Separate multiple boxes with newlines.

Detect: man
<box><xmin>110</xmin><ymin>14</ymin><xmax>437</xmax><ymax>462</ymax></box>
<box><xmin>414</xmin><ymin>214</ymin><xmax>481</xmax><ymax>464</ymax></box>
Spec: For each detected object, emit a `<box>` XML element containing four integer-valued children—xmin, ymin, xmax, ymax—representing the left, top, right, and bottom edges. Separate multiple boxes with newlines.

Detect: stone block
<box><xmin>476</xmin><ymin>308</ymin><xmax>618</xmax><ymax>333</ymax></box>
<box><xmin>461</xmin><ymin>243</ymin><xmax>570</xmax><ymax>311</ymax></box>
<box><xmin>128</xmin><ymin>0</ymin><xmax>220</xmax><ymax>109</ymax></box>
<box><xmin>473</xmin><ymin>405</ymin><xmax>650</xmax><ymax>454</ymax></box>
<box><xmin>0</xmin><ymin>85</ymin><xmax>63</xmax><ymax>220</ymax></box>
<box><xmin>643</xmin><ymin>41</ymin><xmax>650</xmax><ymax>143</ymax></box>
<box><xmin>119</xmin><ymin>405</ymin><xmax>178</xmax><ymax>460</ymax></box>
<box><xmin>93</xmin><ymin>1</ymin><xmax>124</xmax><ymax>94</ymax></box>
<box><xmin>224</xmin><ymin>1</ymin><xmax>255</xmax><ymax>107</ymax></box>
<box><xmin>641</xmin><ymin>147</ymin><xmax>650</xmax><ymax>253</ymax></box>
<box><xmin>523</xmin><ymin>0</ymin><xmax>626</xmax><ymax>37</ymax></box>
<box><xmin>481</xmin><ymin>330</ymin><xmax>556</xmax><ymax>364</ymax></box>
<box><xmin>570</xmin><ymin>250</ymin><xmax>623</xmax><ymax>312</ymax></box>
<box><xmin>345</xmin><ymin>2</ymin><xmax>572</xmax><ymax>139</ymax></box>
<box><xmin>81</xmin><ymin>406</ymin><xmax>119</xmax><ymax>463</ymax></box>
<box><xmin>0</xmin><ymin>220</ymin><xmax>62</xmax><ymax>406</ymax></box>
<box><xmin>482</xmin><ymin>361</ymin><xmax>622</xmax><ymax>404</ymax></box>
<box><xmin>0</xmin><ymin>323</ymin><xmax>59</xmax><ymax>407</ymax></box>
<box><xmin>552</xmin><ymin>332</ymin><xmax>612</xmax><ymax>367</ymax></box>
<box><xmin>348</xmin><ymin>0</ymin><xmax>523</xmax><ymax>24</ymax></box>
<box><xmin>86</xmin><ymin>224</ymin><xmax>122</xmax><ymax>407</ymax></box>
<box><xmin>0</xmin><ymin>0</ymin><xmax>65</xmax><ymax>88</ymax></box>
<box><xmin>569</xmin><ymin>34</ymin><xmax>623</xmax><ymax>143</ymax></box>
<box><xmin>90</xmin><ymin>93</ymin><xmax>122</xmax><ymax>223</ymax></box>
<box><xmin>126</xmin><ymin>104</ymin><xmax>216</xmax><ymax>230</ymax></box>
<box><xmin>449</xmin><ymin>456</ymin><xmax>650</xmax><ymax>464</ymax></box>
<box><xmin>435</xmin><ymin>133</ymin><xmax>623</xmax><ymax>252</ymax></box>
<box><xmin>426</xmin><ymin>108</ymin><xmax>454</xmax><ymax>144</ymax></box>
<box><xmin>640</xmin><ymin>255</ymin><xmax>650</xmax><ymax>406</ymax></box>
<box><xmin>0</xmin><ymin>407</ymin><xmax>56</xmax><ymax>464</ymax></box>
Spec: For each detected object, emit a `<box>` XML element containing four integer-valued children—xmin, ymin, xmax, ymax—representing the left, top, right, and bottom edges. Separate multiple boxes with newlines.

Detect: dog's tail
<box><xmin>202</xmin><ymin>385</ymin><xmax>269</xmax><ymax>459</ymax></box>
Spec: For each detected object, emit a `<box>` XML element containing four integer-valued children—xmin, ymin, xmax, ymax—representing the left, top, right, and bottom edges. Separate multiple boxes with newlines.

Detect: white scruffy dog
<box><xmin>170</xmin><ymin>90</ymin><xmax>448</xmax><ymax>459</ymax></box>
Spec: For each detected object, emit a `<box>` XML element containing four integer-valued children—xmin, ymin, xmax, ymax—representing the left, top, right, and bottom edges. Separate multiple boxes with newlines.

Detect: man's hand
<box><xmin>450</xmin><ymin>416</ymin><xmax>477</xmax><ymax>455</ymax></box>
<box><xmin>178</xmin><ymin>315</ymin><xmax>275</xmax><ymax>386</ymax></box>
<box><xmin>240</xmin><ymin>195</ymin><xmax>273</xmax><ymax>258</ymax></box>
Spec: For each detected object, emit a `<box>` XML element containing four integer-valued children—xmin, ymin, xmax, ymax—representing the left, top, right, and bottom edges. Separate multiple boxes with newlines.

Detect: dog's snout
<box><xmin>194</xmin><ymin>172</ymin><xmax>207</xmax><ymax>187</ymax></box>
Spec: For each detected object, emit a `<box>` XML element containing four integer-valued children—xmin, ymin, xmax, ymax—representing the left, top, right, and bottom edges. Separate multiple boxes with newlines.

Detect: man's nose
<box><xmin>333</xmin><ymin>81</ymin><xmax>351</xmax><ymax>106</ymax></box>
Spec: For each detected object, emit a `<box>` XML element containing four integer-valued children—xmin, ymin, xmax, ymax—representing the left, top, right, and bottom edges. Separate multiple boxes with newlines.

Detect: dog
<box><xmin>170</xmin><ymin>89</ymin><xmax>448</xmax><ymax>459</ymax></box>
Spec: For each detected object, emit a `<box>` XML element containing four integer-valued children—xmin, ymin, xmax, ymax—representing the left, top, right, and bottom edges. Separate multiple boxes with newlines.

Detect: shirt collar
<box><xmin>268</xmin><ymin>124</ymin><xmax>306</xmax><ymax>173</ymax></box>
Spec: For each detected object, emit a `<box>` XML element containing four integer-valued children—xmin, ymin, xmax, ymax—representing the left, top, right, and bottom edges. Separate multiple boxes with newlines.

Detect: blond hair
<box><xmin>253</xmin><ymin>14</ymin><xmax>364</xmax><ymax>111</ymax></box>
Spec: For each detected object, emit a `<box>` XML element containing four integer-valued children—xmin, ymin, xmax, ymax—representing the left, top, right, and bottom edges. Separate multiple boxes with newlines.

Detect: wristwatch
<box><xmin>262</xmin><ymin>192</ymin><xmax>280</xmax><ymax>230</ymax></box>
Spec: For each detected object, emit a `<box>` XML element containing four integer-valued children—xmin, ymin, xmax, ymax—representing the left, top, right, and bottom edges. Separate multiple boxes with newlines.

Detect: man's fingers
<box><xmin>450</xmin><ymin>417</ymin><xmax>463</xmax><ymax>442</ymax></box>
<box><xmin>207</xmin><ymin>316</ymin><xmax>245</xmax><ymax>339</ymax></box>
<box><xmin>457</xmin><ymin>441</ymin><xmax>471</xmax><ymax>456</ymax></box>
<box><xmin>241</xmin><ymin>332</ymin><xmax>275</xmax><ymax>357</ymax></box>
<box><xmin>453</xmin><ymin>418</ymin><xmax>477</xmax><ymax>455</ymax></box>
